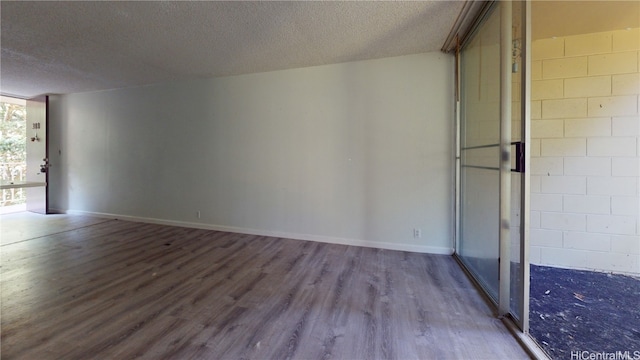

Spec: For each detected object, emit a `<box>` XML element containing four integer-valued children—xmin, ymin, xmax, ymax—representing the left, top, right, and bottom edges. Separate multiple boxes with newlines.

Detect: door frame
<box><xmin>519</xmin><ymin>0</ymin><xmax>532</xmax><ymax>334</ymax></box>
<box><xmin>25</xmin><ymin>95</ymin><xmax>49</xmax><ymax>214</ymax></box>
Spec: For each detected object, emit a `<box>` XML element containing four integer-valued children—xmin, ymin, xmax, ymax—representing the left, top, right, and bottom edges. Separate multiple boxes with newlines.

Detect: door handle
<box><xmin>40</xmin><ymin>158</ymin><xmax>50</xmax><ymax>173</ymax></box>
<box><xmin>511</xmin><ymin>142</ymin><xmax>525</xmax><ymax>173</ymax></box>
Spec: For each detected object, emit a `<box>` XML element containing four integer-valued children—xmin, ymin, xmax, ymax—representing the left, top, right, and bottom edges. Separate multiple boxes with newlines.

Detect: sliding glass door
<box><xmin>456</xmin><ymin>0</ymin><xmax>529</xmax><ymax>329</ymax></box>
<box><xmin>509</xmin><ymin>0</ymin><xmax>528</xmax><ymax>328</ymax></box>
<box><xmin>458</xmin><ymin>3</ymin><xmax>502</xmax><ymax>303</ymax></box>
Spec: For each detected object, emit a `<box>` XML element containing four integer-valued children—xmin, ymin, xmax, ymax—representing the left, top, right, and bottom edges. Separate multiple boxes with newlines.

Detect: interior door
<box><xmin>25</xmin><ymin>95</ymin><xmax>49</xmax><ymax>214</ymax></box>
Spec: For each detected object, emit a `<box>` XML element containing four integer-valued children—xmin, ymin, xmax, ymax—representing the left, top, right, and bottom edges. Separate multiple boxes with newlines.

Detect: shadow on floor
<box><xmin>530</xmin><ymin>265</ymin><xmax>640</xmax><ymax>359</ymax></box>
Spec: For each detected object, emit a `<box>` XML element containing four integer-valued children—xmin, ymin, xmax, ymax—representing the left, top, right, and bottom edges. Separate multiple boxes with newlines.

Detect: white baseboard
<box><xmin>65</xmin><ymin>209</ymin><xmax>454</xmax><ymax>255</ymax></box>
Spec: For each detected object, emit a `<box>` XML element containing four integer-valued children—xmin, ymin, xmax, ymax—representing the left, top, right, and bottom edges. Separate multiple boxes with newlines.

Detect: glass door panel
<box><xmin>510</xmin><ymin>0</ymin><xmax>526</xmax><ymax>323</ymax></box>
<box><xmin>456</xmin><ymin>0</ymin><xmax>529</xmax><ymax>330</ymax></box>
<box><xmin>458</xmin><ymin>3</ymin><xmax>502</xmax><ymax>303</ymax></box>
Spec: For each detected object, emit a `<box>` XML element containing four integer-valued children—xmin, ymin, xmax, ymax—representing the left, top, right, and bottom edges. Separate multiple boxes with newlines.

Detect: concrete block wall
<box><xmin>530</xmin><ymin>28</ymin><xmax>640</xmax><ymax>275</ymax></box>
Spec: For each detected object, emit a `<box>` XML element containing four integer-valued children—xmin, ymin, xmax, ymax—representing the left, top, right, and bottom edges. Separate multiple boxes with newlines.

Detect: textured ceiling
<box><xmin>0</xmin><ymin>1</ymin><xmax>464</xmax><ymax>99</ymax></box>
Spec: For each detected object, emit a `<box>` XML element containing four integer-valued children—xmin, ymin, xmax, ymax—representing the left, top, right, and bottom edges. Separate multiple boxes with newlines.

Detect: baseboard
<box><xmin>65</xmin><ymin>209</ymin><xmax>454</xmax><ymax>255</ymax></box>
<box><xmin>47</xmin><ymin>208</ymin><xmax>68</xmax><ymax>214</ymax></box>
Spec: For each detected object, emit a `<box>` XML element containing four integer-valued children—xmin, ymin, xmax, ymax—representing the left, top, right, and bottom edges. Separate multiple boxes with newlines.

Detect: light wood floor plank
<box><xmin>0</xmin><ymin>213</ymin><xmax>529</xmax><ymax>359</ymax></box>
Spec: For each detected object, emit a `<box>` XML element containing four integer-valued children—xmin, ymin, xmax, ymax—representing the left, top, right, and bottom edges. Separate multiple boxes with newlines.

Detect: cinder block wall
<box><xmin>530</xmin><ymin>28</ymin><xmax>640</xmax><ymax>275</ymax></box>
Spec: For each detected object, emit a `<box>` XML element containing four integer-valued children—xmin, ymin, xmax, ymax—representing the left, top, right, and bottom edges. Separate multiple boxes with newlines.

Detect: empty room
<box><xmin>1</xmin><ymin>1</ymin><xmax>637</xmax><ymax>359</ymax></box>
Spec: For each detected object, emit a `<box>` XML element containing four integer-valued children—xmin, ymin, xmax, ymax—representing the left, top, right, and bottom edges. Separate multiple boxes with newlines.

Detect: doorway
<box><xmin>0</xmin><ymin>95</ymin><xmax>49</xmax><ymax>214</ymax></box>
<box><xmin>451</xmin><ymin>1</ymin><xmax>639</xmax><ymax>357</ymax></box>
<box><xmin>527</xmin><ymin>1</ymin><xmax>640</xmax><ymax>357</ymax></box>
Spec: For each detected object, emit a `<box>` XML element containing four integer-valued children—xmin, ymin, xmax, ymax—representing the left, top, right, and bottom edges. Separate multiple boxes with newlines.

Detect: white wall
<box><xmin>530</xmin><ymin>28</ymin><xmax>640</xmax><ymax>275</ymax></box>
<box><xmin>48</xmin><ymin>52</ymin><xmax>455</xmax><ymax>254</ymax></box>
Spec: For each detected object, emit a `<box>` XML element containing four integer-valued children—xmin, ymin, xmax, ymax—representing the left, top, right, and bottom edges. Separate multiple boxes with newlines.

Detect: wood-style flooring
<box><xmin>0</xmin><ymin>213</ymin><xmax>529</xmax><ymax>359</ymax></box>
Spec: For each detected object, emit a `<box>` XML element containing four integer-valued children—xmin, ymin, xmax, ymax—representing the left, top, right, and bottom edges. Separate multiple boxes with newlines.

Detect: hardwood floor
<box><xmin>0</xmin><ymin>213</ymin><xmax>529</xmax><ymax>359</ymax></box>
<box><xmin>0</xmin><ymin>212</ymin><xmax>109</xmax><ymax>246</ymax></box>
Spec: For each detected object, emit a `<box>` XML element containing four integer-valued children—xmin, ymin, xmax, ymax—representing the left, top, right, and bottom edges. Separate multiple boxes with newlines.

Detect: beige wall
<box><xmin>530</xmin><ymin>28</ymin><xmax>640</xmax><ymax>274</ymax></box>
<box><xmin>48</xmin><ymin>52</ymin><xmax>456</xmax><ymax>254</ymax></box>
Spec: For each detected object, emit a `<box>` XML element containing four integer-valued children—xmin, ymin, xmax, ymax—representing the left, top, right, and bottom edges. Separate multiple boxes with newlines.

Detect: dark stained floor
<box><xmin>1</xmin><ymin>213</ymin><xmax>529</xmax><ymax>359</ymax></box>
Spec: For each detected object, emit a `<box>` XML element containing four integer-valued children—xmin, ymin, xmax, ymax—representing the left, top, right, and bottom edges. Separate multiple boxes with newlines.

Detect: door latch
<box><xmin>40</xmin><ymin>158</ymin><xmax>50</xmax><ymax>173</ymax></box>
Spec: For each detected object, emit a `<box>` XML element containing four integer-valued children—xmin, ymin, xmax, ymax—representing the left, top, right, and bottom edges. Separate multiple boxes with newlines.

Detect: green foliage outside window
<box><xmin>1</xmin><ymin>102</ymin><xmax>27</xmax><ymax>206</ymax></box>
<box><xmin>0</xmin><ymin>102</ymin><xmax>26</xmax><ymax>164</ymax></box>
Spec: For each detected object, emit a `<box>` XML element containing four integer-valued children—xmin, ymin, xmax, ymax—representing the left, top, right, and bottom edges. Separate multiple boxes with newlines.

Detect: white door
<box><xmin>25</xmin><ymin>95</ymin><xmax>48</xmax><ymax>214</ymax></box>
